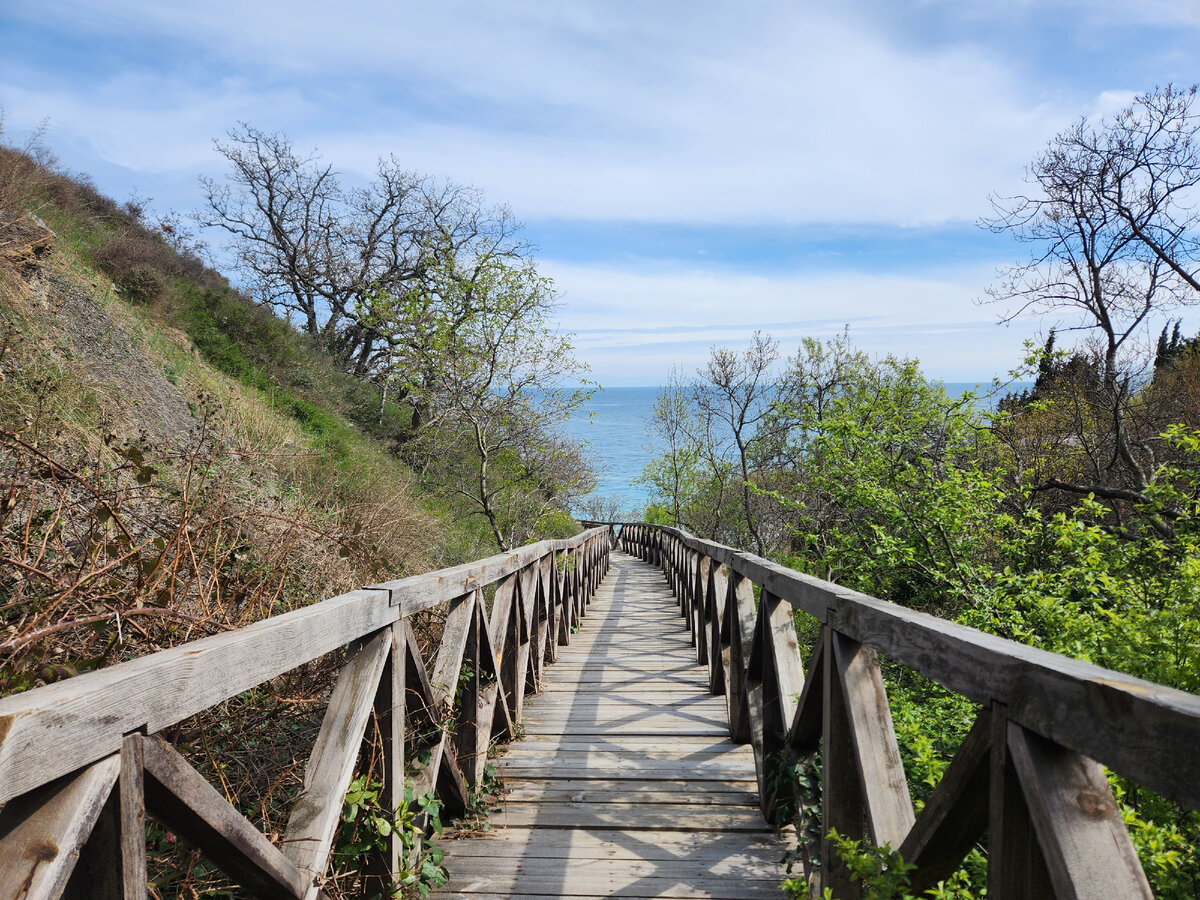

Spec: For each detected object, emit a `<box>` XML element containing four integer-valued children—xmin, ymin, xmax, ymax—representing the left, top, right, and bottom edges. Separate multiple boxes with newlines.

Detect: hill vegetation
<box><xmin>0</xmin><ymin>123</ymin><xmax>591</xmax><ymax>896</ymax></box>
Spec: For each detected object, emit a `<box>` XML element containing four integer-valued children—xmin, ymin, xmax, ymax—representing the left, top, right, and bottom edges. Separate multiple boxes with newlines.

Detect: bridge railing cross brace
<box><xmin>0</xmin><ymin>526</ymin><xmax>614</xmax><ymax>900</ymax></box>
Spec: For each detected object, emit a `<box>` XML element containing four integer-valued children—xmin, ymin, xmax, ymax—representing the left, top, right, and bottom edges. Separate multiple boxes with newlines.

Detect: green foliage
<box><xmin>335</xmin><ymin>775</ymin><xmax>449</xmax><ymax>898</ymax></box>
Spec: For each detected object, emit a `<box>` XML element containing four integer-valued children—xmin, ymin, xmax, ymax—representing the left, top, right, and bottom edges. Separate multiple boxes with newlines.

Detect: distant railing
<box><xmin>616</xmin><ymin>522</ymin><xmax>1200</xmax><ymax>899</ymax></box>
<box><xmin>0</xmin><ymin>525</ymin><xmax>614</xmax><ymax>900</ymax></box>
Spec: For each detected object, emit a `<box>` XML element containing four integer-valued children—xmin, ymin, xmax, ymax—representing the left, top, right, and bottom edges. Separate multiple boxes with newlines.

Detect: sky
<box><xmin>3</xmin><ymin>1</ymin><xmax>1200</xmax><ymax>385</ymax></box>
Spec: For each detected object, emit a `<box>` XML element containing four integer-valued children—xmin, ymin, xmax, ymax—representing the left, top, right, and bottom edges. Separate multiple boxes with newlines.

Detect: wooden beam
<box><xmin>282</xmin><ymin>628</ymin><xmax>391</xmax><ymax>895</ymax></box>
<box><xmin>821</xmin><ymin>627</ymin><xmax>864</xmax><ymax>899</ymax></box>
<box><xmin>363</xmin><ymin>623</ymin><xmax>405</xmax><ymax>888</ymax></box>
<box><xmin>0</xmin><ymin>529</ymin><xmax>608</xmax><ymax>807</ymax></box>
<box><xmin>0</xmin><ymin>588</ymin><xmax>392</xmax><ymax>806</ymax></box>
<box><xmin>119</xmin><ymin>734</ymin><xmax>148</xmax><ymax>900</ymax></box>
<box><xmin>785</xmin><ymin>635</ymin><xmax>823</xmax><ymax>754</ymax></box>
<box><xmin>0</xmin><ymin>756</ymin><xmax>119</xmax><ymax>900</ymax></box>
<box><xmin>987</xmin><ymin>703</ymin><xmax>1054</xmax><ymax>898</ymax></box>
<box><xmin>64</xmin><ymin>784</ymin><xmax>120</xmax><ymax>899</ymax></box>
<box><xmin>429</xmin><ymin>592</ymin><xmax>476</xmax><ymax>709</ymax></box>
<box><xmin>721</xmin><ymin>571</ymin><xmax>755</xmax><ymax>744</ymax></box>
<box><xmin>1008</xmin><ymin>722</ymin><xmax>1152</xmax><ymax>899</ymax></box>
<box><xmin>141</xmin><ymin>735</ymin><xmax>310</xmax><ymax>900</ymax></box>
<box><xmin>707</xmin><ymin>562</ymin><xmax>728</xmax><ymax>695</ymax></box>
<box><xmin>832</xmin><ymin>633</ymin><xmax>915</xmax><ymax>849</ymax></box>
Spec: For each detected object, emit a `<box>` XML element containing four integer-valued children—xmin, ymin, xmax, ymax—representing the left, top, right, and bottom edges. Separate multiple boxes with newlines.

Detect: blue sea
<box><xmin>560</xmin><ymin>383</ymin><xmax>1024</xmax><ymax>518</ymax></box>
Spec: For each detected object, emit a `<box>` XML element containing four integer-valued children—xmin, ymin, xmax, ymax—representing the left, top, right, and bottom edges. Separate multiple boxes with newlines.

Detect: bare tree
<box><xmin>983</xmin><ymin>86</ymin><xmax>1200</xmax><ymax>530</ymax></box>
<box><xmin>693</xmin><ymin>332</ymin><xmax>782</xmax><ymax>554</ymax></box>
<box><xmin>642</xmin><ymin>366</ymin><xmax>700</xmax><ymax>527</ymax></box>
<box><xmin>199</xmin><ymin>124</ymin><xmax>525</xmax><ymax>382</ymax></box>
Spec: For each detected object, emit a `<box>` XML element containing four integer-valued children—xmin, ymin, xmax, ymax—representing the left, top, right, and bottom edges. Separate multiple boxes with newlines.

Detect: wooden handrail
<box><xmin>615</xmin><ymin>521</ymin><xmax>1198</xmax><ymax>898</ymax></box>
<box><xmin>0</xmin><ymin>525</ymin><xmax>615</xmax><ymax>900</ymax></box>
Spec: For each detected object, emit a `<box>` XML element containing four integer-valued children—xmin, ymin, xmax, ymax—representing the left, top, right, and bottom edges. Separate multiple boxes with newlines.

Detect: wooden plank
<box><xmin>444</xmin><ymin>854</ymin><xmax>783</xmax><ymax>879</ymax></box>
<box><xmin>499</xmin><ymin>745</ymin><xmax>754</xmax><ymax>761</ymax></box>
<box><xmin>441</xmin><ymin>872</ymin><xmax>783</xmax><ymax>899</ymax></box>
<box><xmin>0</xmin><ymin>587</ymin><xmax>392</xmax><ymax>806</ymax></box>
<box><xmin>0</xmin><ymin>756</ymin><xmax>119</xmax><ymax>900</ymax></box>
<box><xmin>64</xmin><ymin>784</ymin><xmax>121</xmax><ymax>899</ymax></box>
<box><xmin>119</xmin><ymin>734</ymin><xmax>148</xmax><ymax>900</ymax></box>
<box><xmin>1007</xmin><ymin>721</ymin><xmax>1152</xmax><ymax>899</ymax></box>
<box><xmin>821</xmin><ymin>627</ymin><xmax>864</xmax><ymax>899</ymax></box>
<box><xmin>372</xmin><ymin>527</ymin><xmax>610</xmax><ymax>617</ymax></box>
<box><xmin>500</xmin><ymin>784</ymin><xmax>759</xmax><ymax>805</ymax></box>
<box><xmin>693</xmin><ymin>554</ymin><xmax>711</xmax><ymax>665</ymax></box>
<box><xmin>900</xmin><ymin>708</ymin><xmax>991</xmax><ymax>893</ymax></box>
<box><xmin>282</xmin><ymin>628</ymin><xmax>391</xmax><ymax>894</ymax></box>
<box><xmin>445</xmin><ymin>855</ymin><xmax>784</xmax><ymax>882</ymax></box>
<box><xmin>432</xmin><ymin>549</ymin><xmax>790</xmax><ymax>900</ymax></box>
<box><xmin>987</xmin><ymin>703</ymin><xmax>1054</xmax><ymax>898</ymax></box>
<box><xmin>486</xmin><ymin>804</ymin><xmax>771</xmax><ymax>831</ymax></box>
<box><xmin>721</xmin><ymin>571</ymin><xmax>755</xmax><ymax>744</ymax></box>
<box><xmin>430</xmin><ymin>593</ymin><xmax>477</xmax><ymax>707</ymax></box>
<box><xmin>474</xmin><ymin>592</ymin><xmax>515</xmax><ymax>744</ymax></box>
<box><xmin>141</xmin><ymin>735</ymin><xmax>310</xmax><ymax>900</ymax></box>
<box><xmin>786</xmin><ymin>633</ymin><xmax>823</xmax><ymax>752</ymax></box>
<box><xmin>706</xmin><ymin>561</ymin><xmax>728</xmax><ymax>694</ymax></box>
<box><xmin>439</xmin><ymin>827</ymin><xmax>788</xmax><ymax>857</ymax></box>
<box><xmin>833</xmin><ymin>632</ymin><xmax>915</xmax><ymax>848</ymax></box>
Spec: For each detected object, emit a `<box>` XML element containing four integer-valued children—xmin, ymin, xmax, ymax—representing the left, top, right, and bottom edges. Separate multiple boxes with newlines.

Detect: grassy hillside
<box><xmin>0</xmin><ymin>137</ymin><xmax>558</xmax><ymax>895</ymax></box>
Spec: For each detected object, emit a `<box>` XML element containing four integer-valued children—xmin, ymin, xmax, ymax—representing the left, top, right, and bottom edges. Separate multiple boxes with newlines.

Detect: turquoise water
<box><xmin>562</xmin><ymin>383</ymin><xmax>1020</xmax><ymax>517</ymax></box>
<box><xmin>563</xmin><ymin>386</ymin><xmax>663</xmax><ymax>514</ymax></box>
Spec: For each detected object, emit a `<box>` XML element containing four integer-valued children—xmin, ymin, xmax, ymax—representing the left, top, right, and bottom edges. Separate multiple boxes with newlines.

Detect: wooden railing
<box><xmin>617</xmin><ymin>522</ymin><xmax>1200</xmax><ymax>899</ymax></box>
<box><xmin>0</xmin><ymin>525</ymin><xmax>614</xmax><ymax>900</ymax></box>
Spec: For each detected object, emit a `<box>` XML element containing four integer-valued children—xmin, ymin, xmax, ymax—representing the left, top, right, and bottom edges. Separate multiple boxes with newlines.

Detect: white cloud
<box><xmin>540</xmin><ymin>259</ymin><xmax>1033</xmax><ymax>382</ymax></box>
<box><xmin>3</xmin><ymin>1</ymin><xmax>1100</xmax><ymax>225</ymax></box>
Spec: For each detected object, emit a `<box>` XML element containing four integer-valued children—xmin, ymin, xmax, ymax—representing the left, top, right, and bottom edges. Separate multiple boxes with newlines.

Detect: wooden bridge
<box><xmin>1</xmin><ymin>522</ymin><xmax>1199</xmax><ymax>899</ymax></box>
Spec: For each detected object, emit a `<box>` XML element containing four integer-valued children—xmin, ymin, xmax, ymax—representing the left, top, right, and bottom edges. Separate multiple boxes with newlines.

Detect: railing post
<box><xmin>821</xmin><ymin>626</ymin><xmax>865</xmax><ymax>897</ymax></box>
<box><xmin>693</xmin><ymin>554</ymin><xmax>711</xmax><ymax>659</ymax></box>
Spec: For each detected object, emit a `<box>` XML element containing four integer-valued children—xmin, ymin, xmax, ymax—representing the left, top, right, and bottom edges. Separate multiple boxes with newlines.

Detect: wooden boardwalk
<box><xmin>434</xmin><ymin>550</ymin><xmax>791</xmax><ymax>899</ymax></box>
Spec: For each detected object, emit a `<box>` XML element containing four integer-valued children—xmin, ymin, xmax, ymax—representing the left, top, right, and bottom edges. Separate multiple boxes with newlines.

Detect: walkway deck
<box><xmin>434</xmin><ymin>550</ymin><xmax>792</xmax><ymax>899</ymax></box>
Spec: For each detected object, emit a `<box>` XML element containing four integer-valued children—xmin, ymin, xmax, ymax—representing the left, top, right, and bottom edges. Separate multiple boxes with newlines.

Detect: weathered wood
<box><xmin>0</xmin><ymin>755</ymin><xmax>119</xmax><ymax>900</ymax></box>
<box><xmin>282</xmin><ymin>628</ymin><xmax>391</xmax><ymax>894</ymax></box>
<box><xmin>694</xmin><ymin>554</ymin><xmax>711</xmax><ymax>662</ymax></box>
<box><xmin>119</xmin><ymin>734</ymin><xmax>148</xmax><ymax>900</ymax></box>
<box><xmin>371</xmin><ymin>527</ymin><xmax>610</xmax><ymax>617</ymax></box>
<box><xmin>786</xmin><ymin>634</ymin><xmax>823</xmax><ymax>752</ymax></box>
<box><xmin>644</xmin><ymin>525</ymin><xmax>1200</xmax><ymax>810</ymax></box>
<box><xmin>474</xmin><ymin>591</ymin><xmax>515</xmax><ymax>744</ymax></box>
<box><xmin>900</xmin><ymin>708</ymin><xmax>991</xmax><ymax>893</ymax></box>
<box><xmin>141</xmin><ymin>735</ymin><xmax>312</xmax><ymax>900</ymax></box>
<box><xmin>821</xmin><ymin>627</ymin><xmax>864</xmax><ymax>899</ymax></box>
<box><xmin>987</xmin><ymin>703</ymin><xmax>1054</xmax><ymax>899</ymax></box>
<box><xmin>430</xmin><ymin>592</ymin><xmax>477</xmax><ymax>708</ymax></box>
<box><xmin>0</xmin><ymin>528</ymin><xmax>609</xmax><ymax>808</ymax></box>
<box><xmin>832</xmin><ymin>632</ymin><xmax>915</xmax><ymax>848</ymax></box>
<box><xmin>707</xmin><ymin>561</ymin><xmax>728</xmax><ymax>694</ymax></box>
<box><xmin>434</xmin><ymin>550</ymin><xmax>791</xmax><ymax>899</ymax></box>
<box><xmin>1007</xmin><ymin>721</ymin><xmax>1152</xmax><ymax>899</ymax></box>
<box><xmin>0</xmin><ymin>587</ymin><xmax>391</xmax><ymax>806</ymax></box>
<box><xmin>63</xmin><ymin>784</ymin><xmax>121</xmax><ymax>900</ymax></box>
<box><xmin>745</xmin><ymin>590</ymin><xmax>805</xmax><ymax>818</ymax></box>
<box><xmin>720</xmin><ymin>570</ymin><xmax>755</xmax><ymax>744</ymax></box>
